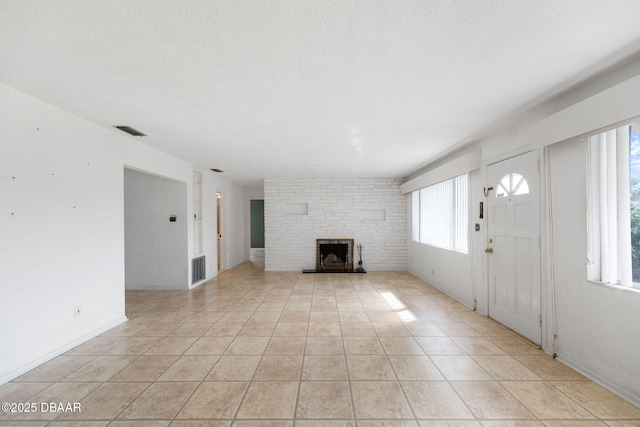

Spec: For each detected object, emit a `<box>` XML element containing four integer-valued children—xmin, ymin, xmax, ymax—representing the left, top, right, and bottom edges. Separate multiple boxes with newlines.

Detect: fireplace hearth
<box><xmin>303</xmin><ymin>238</ymin><xmax>366</xmax><ymax>273</ymax></box>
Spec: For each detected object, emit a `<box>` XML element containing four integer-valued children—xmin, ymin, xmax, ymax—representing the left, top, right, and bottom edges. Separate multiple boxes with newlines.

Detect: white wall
<box><xmin>406</xmin><ymin>70</ymin><xmax>640</xmax><ymax>405</ymax></box>
<box><xmin>549</xmin><ymin>138</ymin><xmax>640</xmax><ymax>405</ymax></box>
<box><xmin>0</xmin><ymin>83</ymin><xmax>246</xmax><ymax>383</ymax></box>
<box><xmin>124</xmin><ymin>168</ymin><xmax>188</xmax><ymax>290</ymax></box>
<box><xmin>265</xmin><ymin>178</ymin><xmax>407</xmax><ymax>271</ymax></box>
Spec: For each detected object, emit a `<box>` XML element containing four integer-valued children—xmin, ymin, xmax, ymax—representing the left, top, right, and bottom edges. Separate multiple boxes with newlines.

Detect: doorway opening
<box><xmin>124</xmin><ymin>168</ymin><xmax>188</xmax><ymax>290</ymax></box>
<box><xmin>250</xmin><ymin>199</ymin><xmax>265</xmax><ymax>266</ymax></box>
<box><xmin>217</xmin><ymin>192</ymin><xmax>226</xmax><ymax>272</ymax></box>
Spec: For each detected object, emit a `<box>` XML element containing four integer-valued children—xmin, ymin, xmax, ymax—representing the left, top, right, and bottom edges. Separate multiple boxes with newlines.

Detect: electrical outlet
<box><xmin>74</xmin><ymin>305</ymin><xmax>81</xmax><ymax>318</ymax></box>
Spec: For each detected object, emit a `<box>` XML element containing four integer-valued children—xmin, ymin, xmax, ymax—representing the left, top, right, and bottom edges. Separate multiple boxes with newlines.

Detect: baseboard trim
<box><xmin>406</xmin><ymin>269</ymin><xmax>475</xmax><ymax>310</ymax></box>
<box><xmin>556</xmin><ymin>355</ymin><xmax>640</xmax><ymax>408</ymax></box>
<box><xmin>0</xmin><ymin>316</ymin><xmax>128</xmax><ymax>386</ymax></box>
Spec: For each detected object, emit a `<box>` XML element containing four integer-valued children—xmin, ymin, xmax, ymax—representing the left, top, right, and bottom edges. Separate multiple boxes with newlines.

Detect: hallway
<box><xmin>2</xmin><ymin>261</ymin><xmax>640</xmax><ymax>425</ymax></box>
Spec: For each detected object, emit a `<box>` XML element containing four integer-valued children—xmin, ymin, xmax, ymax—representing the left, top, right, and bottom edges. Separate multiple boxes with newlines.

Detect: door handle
<box><xmin>485</xmin><ymin>247</ymin><xmax>493</xmax><ymax>254</ymax></box>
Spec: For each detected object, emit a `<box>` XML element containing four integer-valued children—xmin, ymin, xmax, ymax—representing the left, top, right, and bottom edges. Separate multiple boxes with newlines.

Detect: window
<box><xmin>496</xmin><ymin>173</ymin><xmax>529</xmax><ymax>198</ymax></box>
<box><xmin>411</xmin><ymin>174</ymin><xmax>468</xmax><ymax>253</ymax></box>
<box><xmin>587</xmin><ymin>122</ymin><xmax>640</xmax><ymax>287</ymax></box>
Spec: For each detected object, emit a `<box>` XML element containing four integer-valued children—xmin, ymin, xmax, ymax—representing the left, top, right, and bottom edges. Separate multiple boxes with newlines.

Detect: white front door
<box><xmin>486</xmin><ymin>150</ymin><xmax>541</xmax><ymax>345</ymax></box>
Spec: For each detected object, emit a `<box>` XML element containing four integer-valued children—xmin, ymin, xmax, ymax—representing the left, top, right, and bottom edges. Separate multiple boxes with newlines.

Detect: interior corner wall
<box><xmin>124</xmin><ymin>168</ymin><xmax>188</xmax><ymax>290</ymax></box>
<box><xmin>264</xmin><ymin>178</ymin><xmax>407</xmax><ymax>271</ymax></box>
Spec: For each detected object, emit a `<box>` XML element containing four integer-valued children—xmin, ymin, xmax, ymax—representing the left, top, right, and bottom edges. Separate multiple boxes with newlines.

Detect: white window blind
<box><xmin>412</xmin><ymin>174</ymin><xmax>468</xmax><ymax>253</ymax></box>
<box><xmin>411</xmin><ymin>191</ymin><xmax>420</xmax><ymax>242</ymax></box>
<box><xmin>587</xmin><ymin>124</ymin><xmax>636</xmax><ymax>287</ymax></box>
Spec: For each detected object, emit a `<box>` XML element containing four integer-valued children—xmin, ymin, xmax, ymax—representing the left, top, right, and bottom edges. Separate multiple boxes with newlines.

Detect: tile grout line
<box><xmin>333</xmin><ymin>275</ymin><xmax>358</xmax><ymax>423</ymax></box>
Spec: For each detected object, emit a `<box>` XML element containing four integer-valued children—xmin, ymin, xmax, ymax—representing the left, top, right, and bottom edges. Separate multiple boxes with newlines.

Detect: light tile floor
<box><xmin>2</xmin><ymin>258</ymin><xmax>640</xmax><ymax>426</ymax></box>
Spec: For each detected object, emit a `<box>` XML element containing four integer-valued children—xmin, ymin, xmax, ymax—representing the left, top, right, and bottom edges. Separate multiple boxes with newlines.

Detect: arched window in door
<box><xmin>496</xmin><ymin>173</ymin><xmax>529</xmax><ymax>198</ymax></box>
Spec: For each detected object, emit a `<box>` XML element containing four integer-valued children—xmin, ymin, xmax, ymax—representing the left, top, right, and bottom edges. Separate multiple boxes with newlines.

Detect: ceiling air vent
<box><xmin>114</xmin><ymin>125</ymin><xmax>146</xmax><ymax>137</ymax></box>
<box><xmin>211</xmin><ymin>168</ymin><xmax>224</xmax><ymax>173</ymax></box>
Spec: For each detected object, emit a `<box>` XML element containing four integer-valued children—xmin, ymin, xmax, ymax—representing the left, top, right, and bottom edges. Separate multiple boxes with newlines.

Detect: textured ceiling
<box><xmin>2</xmin><ymin>1</ymin><xmax>640</xmax><ymax>185</ymax></box>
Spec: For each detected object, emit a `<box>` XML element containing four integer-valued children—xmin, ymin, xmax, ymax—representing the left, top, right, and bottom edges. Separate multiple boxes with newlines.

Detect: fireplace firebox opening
<box><xmin>316</xmin><ymin>238</ymin><xmax>353</xmax><ymax>271</ymax></box>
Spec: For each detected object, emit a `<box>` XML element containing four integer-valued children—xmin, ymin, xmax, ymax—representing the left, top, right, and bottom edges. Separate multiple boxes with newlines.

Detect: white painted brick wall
<box><xmin>264</xmin><ymin>178</ymin><xmax>407</xmax><ymax>271</ymax></box>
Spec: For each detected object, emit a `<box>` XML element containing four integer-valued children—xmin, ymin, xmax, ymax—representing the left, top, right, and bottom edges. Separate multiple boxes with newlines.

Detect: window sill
<box><xmin>410</xmin><ymin>240</ymin><xmax>469</xmax><ymax>255</ymax></box>
<box><xmin>587</xmin><ymin>280</ymin><xmax>640</xmax><ymax>295</ymax></box>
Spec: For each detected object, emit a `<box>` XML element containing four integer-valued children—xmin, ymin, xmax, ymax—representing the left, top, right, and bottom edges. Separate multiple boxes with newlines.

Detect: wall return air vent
<box><xmin>114</xmin><ymin>125</ymin><xmax>146</xmax><ymax>137</ymax></box>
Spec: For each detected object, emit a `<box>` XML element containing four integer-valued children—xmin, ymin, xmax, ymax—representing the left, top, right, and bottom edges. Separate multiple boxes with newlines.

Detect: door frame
<box><xmin>217</xmin><ymin>191</ymin><xmax>227</xmax><ymax>272</ymax></box>
<box><xmin>483</xmin><ymin>148</ymin><xmax>545</xmax><ymax>346</ymax></box>
<box><xmin>249</xmin><ymin>199</ymin><xmax>265</xmax><ymax>250</ymax></box>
